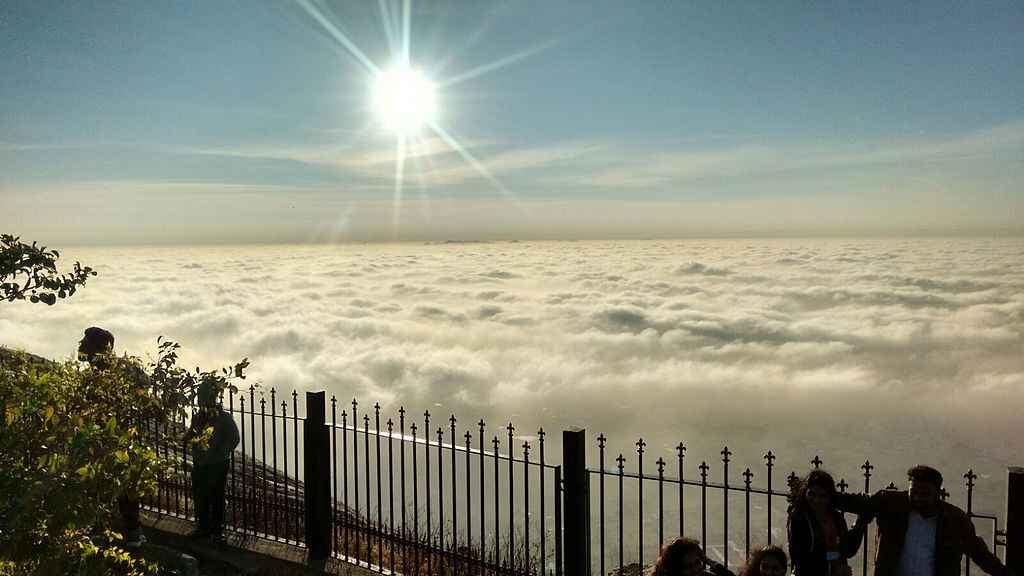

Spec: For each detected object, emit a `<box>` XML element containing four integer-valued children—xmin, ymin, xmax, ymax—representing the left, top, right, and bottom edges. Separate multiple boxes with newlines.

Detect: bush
<box><xmin>0</xmin><ymin>344</ymin><xmax>248</xmax><ymax>575</ymax></box>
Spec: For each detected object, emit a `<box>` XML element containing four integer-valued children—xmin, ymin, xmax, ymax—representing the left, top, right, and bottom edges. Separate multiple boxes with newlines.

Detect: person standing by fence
<box><xmin>788</xmin><ymin>469</ymin><xmax>861</xmax><ymax>576</ymax></box>
<box><xmin>185</xmin><ymin>379</ymin><xmax>239</xmax><ymax>540</ymax></box>
<box><xmin>77</xmin><ymin>326</ymin><xmax>148</xmax><ymax>548</ymax></box>
<box><xmin>834</xmin><ymin>465</ymin><xmax>1013</xmax><ymax>576</ymax></box>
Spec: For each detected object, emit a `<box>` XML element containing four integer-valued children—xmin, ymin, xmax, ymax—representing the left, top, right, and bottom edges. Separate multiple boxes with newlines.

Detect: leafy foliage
<box><xmin>0</xmin><ymin>344</ymin><xmax>249</xmax><ymax>575</ymax></box>
<box><xmin>0</xmin><ymin>234</ymin><xmax>95</xmax><ymax>305</ymax></box>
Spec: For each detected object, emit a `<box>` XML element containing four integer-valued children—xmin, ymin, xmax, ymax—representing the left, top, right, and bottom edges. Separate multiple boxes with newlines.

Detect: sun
<box><xmin>372</xmin><ymin>65</ymin><xmax>437</xmax><ymax>134</ymax></box>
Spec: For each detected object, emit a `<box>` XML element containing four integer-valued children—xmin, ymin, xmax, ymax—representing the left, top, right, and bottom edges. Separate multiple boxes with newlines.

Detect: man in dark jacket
<box><xmin>834</xmin><ymin>465</ymin><xmax>1010</xmax><ymax>576</ymax></box>
<box><xmin>186</xmin><ymin>380</ymin><xmax>240</xmax><ymax>539</ymax></box>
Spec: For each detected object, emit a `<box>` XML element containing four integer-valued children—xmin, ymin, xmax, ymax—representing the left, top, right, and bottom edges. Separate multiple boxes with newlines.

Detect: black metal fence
<box><xmin>142</xmin><ymin>389</ymin><xmax>1021</xmax><ymax>576</ymax></box>
<box><xmin>581</xmin><ymin>433</ymin><xmax>1010</xmax><ymax>576</ymax></box>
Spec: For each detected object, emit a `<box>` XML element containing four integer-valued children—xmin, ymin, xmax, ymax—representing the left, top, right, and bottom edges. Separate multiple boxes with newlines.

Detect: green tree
<box><xmin>0</xmin><ymin>234</ymin><xmax>95</xmax><ymax>305</ymax></box>
<box><xmin>0</xmin><ymin>236</ymin><xmax>249</xmax><ymax>575</ymax></box>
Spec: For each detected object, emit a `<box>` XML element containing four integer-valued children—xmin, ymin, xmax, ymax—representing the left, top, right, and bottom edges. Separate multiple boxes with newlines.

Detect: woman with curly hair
<box><xmin>740</xmin><ymin>545</ymin><xmax>788</xmax><ymax>576</ymax></box>
<box><xmin>787</xmin><ymin>470</ymin><xmax>859</xmax><ymax>576</ymax></box>
<box><xmin>654</xmin><ymin>537</ymin><xmax>735</xmax><ymax>576</ymax></box>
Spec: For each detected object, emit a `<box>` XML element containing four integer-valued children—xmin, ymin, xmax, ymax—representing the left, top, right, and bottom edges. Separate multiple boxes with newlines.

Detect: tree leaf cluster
<box><xmin>0</xmin><ymin>234</ymin><xmax>95</xmax><ymax>305</ymax></box>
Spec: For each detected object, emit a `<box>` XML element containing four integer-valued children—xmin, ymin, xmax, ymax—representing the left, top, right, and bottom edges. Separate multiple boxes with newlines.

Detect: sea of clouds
<box><xmin>3</xmin><ymin>238</ymin><xmax>1022</xmax><ymax>516</ymax></box>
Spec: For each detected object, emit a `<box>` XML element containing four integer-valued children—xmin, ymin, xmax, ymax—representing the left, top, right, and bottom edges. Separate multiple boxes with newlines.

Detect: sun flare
<box><xmin>372</xmin><ymin>65</ymin><xmax>437</xmax><ymax>134</ymax></box>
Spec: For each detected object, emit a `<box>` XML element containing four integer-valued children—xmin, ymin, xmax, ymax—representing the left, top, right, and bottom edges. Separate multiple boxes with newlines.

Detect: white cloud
<box><xmin>2</xmin><ymin>239</ymin><xmax>1022</xmax><ymax>510</ymax></box>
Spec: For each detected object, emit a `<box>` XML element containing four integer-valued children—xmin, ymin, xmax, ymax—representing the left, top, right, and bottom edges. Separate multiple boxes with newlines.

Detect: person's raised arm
<box><xmin>832</xmin><ymin>490</ymin><xmax>880</xmax><ymax>517</ymax></box>
<box><xmin>963</xmin><ymin>516</ymin><xmax>1011</xmax><ymax>576</ymax></box>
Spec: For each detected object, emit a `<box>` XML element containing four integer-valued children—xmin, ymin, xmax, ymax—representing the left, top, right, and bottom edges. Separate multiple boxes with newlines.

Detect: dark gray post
<box><xmin>1007</xmin><ymin>467</ymin><xmax>1023</xmax><ymax>573</ymax></box>
<box><xmin>304</xmin><ymin>391</ymin><xmax>332</xmax><ymax>562</ymax></box>
<box><xmin>564</xmin><ymin>428</ymin><xmax>589</xmax><ymax>576</ymax></box>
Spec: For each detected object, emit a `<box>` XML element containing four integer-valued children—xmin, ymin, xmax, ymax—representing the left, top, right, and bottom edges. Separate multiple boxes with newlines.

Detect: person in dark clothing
<box><xmin>788</xmin><ymin>470</ymin><xmax>861</xmax><ymax>576</ymax></box>
<box><xmin>654</xmin><ymin>537</ymin><xmax>736</xmax><ymax>576</ymax></box>
<box><xmin>78</xmin><ymin>326</ymin><xmax>115</xmax><ymax>367</ymax></box>
<box><xmin>834</xmin><ymin>465</ymin><xmax>1011</xmax><ymax>576</ymax></box>
<box><xmin>77</xmin><ymin>326</ymin><xmax>146</xmax><ymax>548</ymax></box>
<box><xmin>740</xmin><ymin>545</ymin><xmax>788</xmax><ymax>576</ymax></box>
<box><xmin>185</xmin><ymin>380</ymin><xmax>240</xmax><ymax>539</ymax></box>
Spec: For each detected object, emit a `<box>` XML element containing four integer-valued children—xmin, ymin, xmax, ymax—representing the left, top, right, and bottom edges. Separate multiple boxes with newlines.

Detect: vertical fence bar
<box><xmin>637</xmin><ymin>439</ymin><xmax>646</xmax><ymax>569</ymax></box>
<box><xmin>249</xmin><ymin>386</ymin><xmax>255</xmax><ymax>530</ymax></box>
<box><xmin>280</xmin><ymin>401</ymin><xmax>287</xmax><ymax>540</ymax></box>
<box><xmin>228</xmin><ymin>387</ymin><xmax>236</xmax><ymax>528</ymax></box>
<box><xmin>479</xmin><ymin>420</ymin><xmax>486</xmax><ymax>574</ymax></box>
<box><xmin>342</xmin><ymin>408</ymin><xmax>349</xmax><ymax>558</ymax></box>
<box><xmin>678</xmin><ymin>443</ymin><xmax>687</xmax><ymax>541</ymax></box>
<box><xmin>331</xmin><ymin>396</ymin><xmax>337</xmax><ymax>555</ymax></box>
<box><xmin>657</xmin><ymin>458</ymin><xmax>665</xmax><ymax>553</ymax></box>
<box><xmin>364</xmin><ymin>415</ymin><xmax>371</xmax><ymax>564</ymax></box>
<box><xmin>272</xmin><ymin>389</ymin><xmax>279</xmax><ymax>540</ymax></box>
<box><xmin>617</xmin><ymin>454</ymin><xmax>625</xmax><ymax>573</ymax></box>
<box><xmin>563</xmin><ymin>428</ymin><xmax>587</xmax><ymax>576</ymax></box>
<box><xmin>598</xmin><ymin>434</ymin><xmax>607</xmax><ymax>576</ymax></box>
<box><xmin>352</xmin><ymin>400</ymin><xmax>360</xmax><ymax>559</ymax></box>
<box><xmin>389</xmin><ymin>418</ymin><xmax>396</xmax><ymax>575</ymax></box>
<box><xmin>862</xmin><ymin>461</ymin><xmax>873</xmax><ymax>576</ymax></box>
<box><xmin>292</xmin><ymin>391</ymin><xmax>299</xmax><ymax>541</ymax></box>
<box><xmin>240</xmin><ymin>396</ymin><xmax>247</xmax><ymax>531</ymax></box>
<box><xmin>412</xmin><ymin>422</ymin><xmax>420</xmax><ymax>576</ymax></box>
<box><xmin>493</xmin><ymin>435</ymin><xmax>500</xmax><ymax>568</ymax></box>
<box><xmin>507</xmin><ymin>423</ymin><xmax>515</xmax><ymax>570</ymax></box>
<box><xmin>303</xmin><ymin>391</ymin><xmax>331</xmax><ymax>561</ymax></box>
<box><xmin>743</xmin><ymin>469</ymin><xmax>753</xmax><ymax>559</ymax></box>
<box><xmin>699</xmin><ymin>461</ymin><xmax>709</xmax><ymax>556</ymax></box>
<box><xmin>524</xmin><ymin>441</ymin><xmax>531</xmax><ymax>576</ymax></box>
<box><xmin>260</xmin><ymin>394</ymin><xmax>267</xmax><ymax>536</ymax></box>
<box><xmin>451</xmin><ymin>415</ymin><xmax>458</xmax><ymax>571</ymax></box>
<box><xmin>400</xmin><ymin>408</ymin><xmax>407</xmax><ymax>574</ymax></box>
<box><xmin>966</xmin><ymin>469</ymin><xmax>976</xmax><ymax>576</ymax></box>
<box><xmin>464</xmin><ymin>430</ymin><xmax>472</xmax><ymax>573</ymax></box>
<box><xmin>722</xmin><ymin>447</ymin><xmax>731</xmax><ymax>569</ymax></box>
<box><xmin>437</xmin><ymin>426</ymin><xmax>444</xmax><ymax>570</ymax></box>
<box><xmin>424</xmin><ymin>411</ymin><xmax>431</xmax><ymax>575</ymax></box>
<box><xmin>182</xmin><ymin>411</ymin><xmax>190</xmax><ymax>518</ymax></box>
<box><xmin>555</xmin><ymin>465</ymin><xmax>563</xmax><ymax>576</ymax></box>
<box><xmin>539</xmin><ymin>429</ymin><xmax>547</xmax><ymax>576</ymax></box>
<box><xmin>765</xmin><ymin>452</ymin><xmax>775</xmax><ymax>545</ymax></box>
<box><xmin>376</xmin><ymin>404</ymin><xmax>383</xmax><ymax>567</ymax></box>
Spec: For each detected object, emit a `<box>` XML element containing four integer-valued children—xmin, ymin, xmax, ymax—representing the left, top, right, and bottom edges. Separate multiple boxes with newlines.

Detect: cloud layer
<box><xmin>2</xmin><ymin>238</ymin><xmax>1021</xmax><ymax>513</ymax></box>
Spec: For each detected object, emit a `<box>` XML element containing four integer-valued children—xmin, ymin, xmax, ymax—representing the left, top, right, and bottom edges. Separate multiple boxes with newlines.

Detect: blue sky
<box><xmin>2</xmin><ymin>0</ymin><xmax>1022</xmax><ymax>243</ymax></box>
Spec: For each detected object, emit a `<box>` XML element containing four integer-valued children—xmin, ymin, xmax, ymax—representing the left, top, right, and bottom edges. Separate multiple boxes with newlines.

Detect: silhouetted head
<box><xmin>796</xmin><ymin>469</ymin><xmax>837</xmax><ymax>515</ymax></box>
<box><xmin>907</xmin><ymin>465</ymin><xmax>942</xmax><ymax>516</ymax></box>
<box><xmin>743</xmin><ymin>545</ymin><xmax>788</xmax><ymax>576</ymax></box>
<box><xmin>196</xmin><ymin>379</ymin><xmax>219</xmax><ymax>410</ymax></box>
<box><xmin>78</xmin><ymin>326</ymin><xmax>114</xmax><ymax>364</ymax></box>
<box><xmin>654</xmin><ymin>537</ymin><xmax>705</xmax><ymax>576</ymax></box>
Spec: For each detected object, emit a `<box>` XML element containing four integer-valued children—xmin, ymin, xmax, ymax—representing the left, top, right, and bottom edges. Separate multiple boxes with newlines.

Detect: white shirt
<box><xmin>898</xmin><ymin>510</ymin><xmax>937</xmax><ymax>576</ymax></box>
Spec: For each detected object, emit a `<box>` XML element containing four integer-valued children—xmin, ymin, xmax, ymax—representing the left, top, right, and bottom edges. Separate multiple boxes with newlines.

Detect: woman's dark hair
<box><xmin>791</xmin><ymin>469</ymin><xmax>837</xmax><ymax>510</ymax></box>
<box><xmin>741</xmin><ymin>545</ymin><xmax>788</xmax><ymax>576</ymax></box>
<box><xmin>907</xmin><ymin>465</ymin><xmax>943</xmax><ymax>488</ymax></box>
<box><xmin>654</xmin><ymin>537</ymin><xmax>704</xmax><ymax>576</ymax></box>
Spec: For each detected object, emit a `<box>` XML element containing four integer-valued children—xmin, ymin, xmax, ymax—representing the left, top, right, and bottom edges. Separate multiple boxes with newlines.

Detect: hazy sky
<box><xmin>2</xmin><ymin>1</ymin><xmax>1023</xmax><ymax>244</ymax></box>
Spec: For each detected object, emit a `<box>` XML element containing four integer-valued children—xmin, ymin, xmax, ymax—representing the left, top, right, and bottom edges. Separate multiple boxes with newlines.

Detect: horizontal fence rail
<box><xmin>136</xmin><ymin>387</ymin><xmax>1018</xmax><ymax>576</ymax></box>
